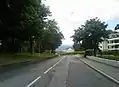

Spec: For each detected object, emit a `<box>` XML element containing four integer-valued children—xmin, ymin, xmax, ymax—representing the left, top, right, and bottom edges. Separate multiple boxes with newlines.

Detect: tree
<box><xmin>41</xmin><ymin>19</ymin><xmax>64</xmax><ymax>53</ymax></box>
<box><xmin>19</xmin><ymin>2</ymin><xmax>51</xmax><ymax>53</ymax></box>
<box><xmin>72</xmin><ymin>18</ymin><xmax>109</xmax><ymax>56</ymax></box>
<box><xmin>0</xmin><ymin>0</ymin><xmax>51</xmax><ymax>53</ymax></box>
<box><xmin>73</xmin><ymin>42</ymin><xmax>82</xmax><ymax>51</ymax></box>
<box><xmin>0</xmin><ymin>0</ymin><xmax>63</xmax><ymax>53</ymax></box>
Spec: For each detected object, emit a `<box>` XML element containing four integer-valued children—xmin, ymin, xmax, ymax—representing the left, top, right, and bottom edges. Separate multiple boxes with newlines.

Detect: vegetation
<box><xmin>0</xmin><ymin>0</ymin><xmax>64</xmax><ymax>53</ymax></box>
<box><xmin>98</xmin><ymin>55</ymin><xmax>119</xmax><ymax>61</ymax></box>
<box><xmin>72</xmin><ymin>17</ymin><xmax>111</xmax><ymax>56</ymax></box>
<box><xmin>0</xmin><ymin>53</ymin><xmax>57</xmax><ymax>65</ymax></box>
<box><xmin>97</xmin><ymin>51</ymin><xmax>119</xmax><ymax>61</ymax></box>
<box><xmin>61</xmin><ymin>51</ymin><xmax>85</xmax><ymax>55</ymax></box>
<box><xmin>0</xmin><ymin>0</ymin><xmax>64</xmax><ymax>65</ymax></box>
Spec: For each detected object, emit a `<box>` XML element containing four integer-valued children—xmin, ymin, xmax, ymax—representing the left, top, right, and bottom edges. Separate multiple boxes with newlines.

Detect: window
<box><xmin>111</xmin><ymin>41</ymin><xmax>113</xmax><ymax>43</ymax></box>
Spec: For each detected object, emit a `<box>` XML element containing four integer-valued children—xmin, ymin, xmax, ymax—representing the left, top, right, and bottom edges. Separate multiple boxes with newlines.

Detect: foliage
<box><xmin>0</xmin><ymin>0</ymin><xmax>63</xmax><ymax>53</ymax></box>
<box><xmin>72</xmin><ymin>18</ymin><xmax>110</xmax><ymax>56</ymax></box>
<box><xmin>61</xmin><ymin>51</ymin><xmax>85</xmax><ymax>55</ymax></box>
<box><xmin>98</xmin><ymin>55</ymin><xmax>119</xmax><ymax>61</ymax></box>
<box><xmin>73</xmin><ymin>43</ymin><xmax>84</xmax><ymax>51</ymax></box>
<box><xmin>101</xmin><ymin>51</ymin><xmax>119</xmax><ymax>56</ymax></box>
<box><xmin>41</xmin><ymin>19</ymin><xmax>64</xmax><ymax>52</ymax></box>
<box><xmin>0</xmin><ymin>53</ymin><xmax>57</xmax><ymax>65</ymax></box>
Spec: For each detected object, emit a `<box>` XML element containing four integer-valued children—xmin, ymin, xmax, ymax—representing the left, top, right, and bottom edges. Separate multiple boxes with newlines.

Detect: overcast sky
<box><xmin>43</xmin><ymin>0</ymin><xmax>119</xmax><ymax>45</ymax></box>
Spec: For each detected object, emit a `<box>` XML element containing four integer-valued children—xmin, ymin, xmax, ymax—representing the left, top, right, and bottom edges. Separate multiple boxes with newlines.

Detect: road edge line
<box><xmin>79</xmin><ymin>58</ymin><xmax>119</xmax><ymax>85</ymax></box>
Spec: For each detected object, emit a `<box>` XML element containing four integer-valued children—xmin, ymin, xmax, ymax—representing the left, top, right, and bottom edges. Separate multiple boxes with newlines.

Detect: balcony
<box><xmin>108</xmin><ymin>37</ymin><xmax>119</xmax><ymax>41</ymax></box>
<box><xmin>108</xmin><ymin>48</ymin><xmax>119</xmax><ymax>51</ymax></box>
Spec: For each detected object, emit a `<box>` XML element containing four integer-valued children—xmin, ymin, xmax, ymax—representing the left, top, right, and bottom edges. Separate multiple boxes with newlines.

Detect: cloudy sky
<box><xmin>43</xmin><ymin>0</ymin><xmax>119</xmax><ymax>45</ymax></box>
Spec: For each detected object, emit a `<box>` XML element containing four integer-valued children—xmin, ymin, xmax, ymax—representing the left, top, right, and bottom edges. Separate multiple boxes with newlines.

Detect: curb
<box><xmin>79</xmin><ymin>58</ymin><xmax>119</xmax><ymax>85</ymax></box>
<box><xmin>0</xmin><ymin>55</ymin><xmax>58</xmax><ymax>73</ymax></box>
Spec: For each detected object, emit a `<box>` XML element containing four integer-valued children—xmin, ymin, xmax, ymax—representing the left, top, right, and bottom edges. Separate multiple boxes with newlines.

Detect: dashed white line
<box><xmin>44</xmin><ymin>56</ymin><xmax>65</xmax><ymax>74</ymax></box>
<box><xmin>26</xmin><ymin>56</ymin><xmax>65</xmax><ymax>87</ymax></box>
<box><xmin>26</xmin><ymin>76</ymin><xmax>41</xmax><ymax>87</ymax></box>
<box><xmin>44</xmin><ymin>67</ymin><xmax>53</xmax><ymax>74</ymax></box>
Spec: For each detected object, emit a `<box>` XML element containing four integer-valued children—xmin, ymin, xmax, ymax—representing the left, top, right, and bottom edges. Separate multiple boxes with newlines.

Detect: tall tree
<box><xmin>41</xmin><ymin>19</ymin><xmax>64</xmax><ymax>53</ymax></box>
<box><xmin>72</xmin><ymin>18</ymin><xmax>109</xmax><ymax>56</ymax></box>
<box><xmin>0</xmin><ymin>0</ymin><xmax>63</xmax><ymax>53</ymax></box>
<box><xmin>0</xmin><ymin>0</ymin><xmax>51</xmax><ymax>53</ymax></box>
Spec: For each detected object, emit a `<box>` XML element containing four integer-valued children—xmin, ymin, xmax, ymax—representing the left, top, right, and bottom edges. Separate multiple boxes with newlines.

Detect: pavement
<box><xmin>0</xmin><ymin>55</ymin><xmax>119</xmax><ymax>87</ymax></box>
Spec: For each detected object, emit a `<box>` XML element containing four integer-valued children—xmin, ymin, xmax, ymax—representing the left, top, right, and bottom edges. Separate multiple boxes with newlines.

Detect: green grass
<box><xmin>61</xmin><ymin>51</ymin><xmax>85</xmax><ymax>55</ymax></box>
<box><xmin>98</xmin><ymin>55</ymin><xmax>119</xmax><ymax>61</ymax></box>
<box><xmin>0</xmin><ymin>53</ymin><xmax>57</xmax><ymax>66</ymax></box>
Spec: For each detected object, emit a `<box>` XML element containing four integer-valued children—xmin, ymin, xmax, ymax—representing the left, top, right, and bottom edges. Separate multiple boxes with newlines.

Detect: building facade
<box><xmin>99</xmin><ymin>32</ymin><xmax>119</xmax><ymax>51</ymax></box>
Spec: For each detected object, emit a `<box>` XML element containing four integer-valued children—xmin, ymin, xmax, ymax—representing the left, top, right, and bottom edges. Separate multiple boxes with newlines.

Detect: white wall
<box><xmin>99</xmin><ymin>40</ymin><xmax>108</xmax><ymax>51</ymax></box>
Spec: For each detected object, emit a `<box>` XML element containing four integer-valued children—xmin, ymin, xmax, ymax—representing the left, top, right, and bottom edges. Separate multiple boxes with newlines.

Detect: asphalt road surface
<box><xmin>0</xmin><ymin>55</ymin><xmax>119</xmax><ymax>87</ymax></box>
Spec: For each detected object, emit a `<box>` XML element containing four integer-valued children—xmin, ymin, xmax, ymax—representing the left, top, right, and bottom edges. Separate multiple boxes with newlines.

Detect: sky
<box><xmin>43</xmin><ymin>0</ymin><xmax>119</xmax><ymax>45</ymax></box>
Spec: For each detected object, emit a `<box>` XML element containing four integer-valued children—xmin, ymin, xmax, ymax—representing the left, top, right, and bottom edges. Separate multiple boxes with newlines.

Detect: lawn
<box><xmin>0</xmin><ymin>53</ymin><xmax>57</xmax><ymax>66</ymax></box>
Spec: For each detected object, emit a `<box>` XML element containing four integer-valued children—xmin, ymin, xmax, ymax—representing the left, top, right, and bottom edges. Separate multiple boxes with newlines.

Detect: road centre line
<box><xmin>44</xmin><ymin>56</ymin><xmax>65</xmax><ymax>74</ymax></box>
<box><xmin>26</xmin><ymin>76</ymin><xmax>41</xmax><ymax>87</ymax></box>
<box><xmin>44</xmin><ymin>67</ymin><xmax>53</xmax><ymax>74</ymax></box>
<box><xmin>26</xmin><ymin>56</ymin><xmax>65</xmax><ymax>87</ymax></box>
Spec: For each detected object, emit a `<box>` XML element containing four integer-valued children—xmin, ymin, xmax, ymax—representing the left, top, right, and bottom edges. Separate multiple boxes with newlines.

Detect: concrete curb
<box><xmin>79</xmin><ymin>58</ymin><xmax>119</xmax><ymax>85</ymax></box>
<box><xmin>0</xmin><ymin>55</ymin><xmax>58</xmax><ymax>72</ymax></box>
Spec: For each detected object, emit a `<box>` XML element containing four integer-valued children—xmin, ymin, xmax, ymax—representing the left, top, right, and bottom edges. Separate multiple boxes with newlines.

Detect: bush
<box><xmin>102</xmin><ymin>51</ymin><xmax>119</xmax><ymax>56</ymax></box>
<box><xmin>100</xmin><ymin>55</ymin><xmax>119</xmax><ymax>61</ymax></box>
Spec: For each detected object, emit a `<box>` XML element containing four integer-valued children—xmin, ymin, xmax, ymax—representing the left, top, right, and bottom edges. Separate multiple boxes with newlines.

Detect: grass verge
<box><xmin>0</xmin><ymin>53</ymin><xmax>57</xmax><ymax>66</ymax></box>
<box><xmin>98</xmin><ymin>55</ymin><xmax>119</xmax><ymax>61</ymax></box>
<box><xmin>61</xmin><ymin>51</ymin><xmax>85</xmax><ymax>55</ymax></box>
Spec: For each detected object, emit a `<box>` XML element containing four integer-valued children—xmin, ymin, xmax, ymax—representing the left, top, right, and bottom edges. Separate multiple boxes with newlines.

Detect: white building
<box><xmin>99</xmin><ymin>40</ymin><xmax>108</xmax><ymax>51</ymax></box>
<box><xmin>99</xmin><ymin>32</ymin><xmax>119</xmax><ymax>51</ymax></box>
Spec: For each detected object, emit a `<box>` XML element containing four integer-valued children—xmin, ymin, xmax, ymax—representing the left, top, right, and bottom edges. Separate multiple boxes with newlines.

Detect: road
<box><xmin>0</xmin><ymin>55</ymin><xmax>119</xmax><ymax>87</ymax></box>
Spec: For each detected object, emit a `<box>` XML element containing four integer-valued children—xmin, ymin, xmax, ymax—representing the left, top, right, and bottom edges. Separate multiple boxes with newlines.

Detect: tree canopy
<box><xmin>0</xmin><ymin>0</ymin><xmax>64</xmax><ymax>53</ymax></box>
<box><xmin>72</xmin><ymin>17</ymin><xmax>111</xmax><ymax>56</ymax></box>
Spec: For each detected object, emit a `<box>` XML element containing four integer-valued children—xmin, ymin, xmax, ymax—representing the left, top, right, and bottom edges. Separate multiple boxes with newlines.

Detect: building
<box><xmin>99</xmin><ymin>32</ymin><xmax>119</xmax><ymax>51</ymax></box>
<box><xmin>99</xmin><ymin>40</ymin><xmax>108</xmax><ymax>51</ymax></box>
<box><xmin>108</xmin><ymin>32</ymin><xmax>119</xmax><ymax>51</ymax></box>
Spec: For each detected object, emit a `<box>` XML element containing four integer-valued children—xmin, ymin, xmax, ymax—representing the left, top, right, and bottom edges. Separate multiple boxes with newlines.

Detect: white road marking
<box><xmin>26</xmin><ymin>76</ymin><xmax>41</xmax><ymax>87</ymax></box>
<box><xmin>44</xmin><ymin>67</ymin><xmax>53</xmax><ymax>74</ymax></box>
<box><xmin>26</xmin><ymin>56</ymin><xmax>65</xmax><ymax>87</ymax></box>
<box><xmin>44</xmin><ymin>56</ymin><xmax>65</xmax><ymax>74</ymax></box>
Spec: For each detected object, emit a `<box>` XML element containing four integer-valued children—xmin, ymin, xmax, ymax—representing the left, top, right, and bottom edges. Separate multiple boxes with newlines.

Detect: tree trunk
<box><xmin>30</xmin><ymin>41</ymin><xmax>34</xmax><ymax>53</ymax></box>
<box><xmin>84</xmin><ymin>49</ymin><xmax>87</xmax><ymax>58</ymax></box>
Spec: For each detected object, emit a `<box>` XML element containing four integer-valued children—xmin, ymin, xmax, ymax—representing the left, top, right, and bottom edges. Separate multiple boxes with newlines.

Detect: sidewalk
<box><xmin>80</xmin><ymin>57</ymin><xmax>119</xmax><ymax>81</ymax></box>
